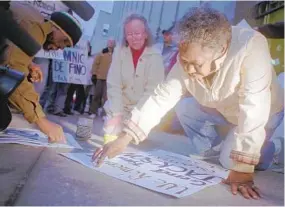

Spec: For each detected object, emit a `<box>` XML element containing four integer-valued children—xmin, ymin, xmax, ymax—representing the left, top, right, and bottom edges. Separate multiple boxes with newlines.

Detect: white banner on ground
<box><xmin>52</xmin><ymin>47</ymin><xmax>92</xmax><ymax>85</ymax></box>
<box><xmin>61</xmin><ymin>149</ymin><xmax>229</xmax><ymax>198</ymax></box>
<box><xmin>0</xmin><ymin>128</ymin><xmax>82</xmax><ymax>149</ymax></box>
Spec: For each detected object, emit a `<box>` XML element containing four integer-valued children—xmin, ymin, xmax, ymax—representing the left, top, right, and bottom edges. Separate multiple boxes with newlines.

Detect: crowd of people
<box><xmin>37</xmin><ymin>39</ymin><xmax>115</xmax><ymax>118</ymax></box>
<box><xmin>1</xmin><ymin>1</ymin><xmax>284</xmax><ymax>201</ymax></box>
<box><xmin>38</xmin><ymin>16</ymin><xmax>181</xmax><ymax>124</ymax></box>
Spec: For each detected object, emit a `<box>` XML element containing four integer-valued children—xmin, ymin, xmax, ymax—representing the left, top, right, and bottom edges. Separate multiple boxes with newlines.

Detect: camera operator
<box><xmin>1</xmin><ymin>2</ymin><xmax>82</xmax><ymax>143</ymax></box>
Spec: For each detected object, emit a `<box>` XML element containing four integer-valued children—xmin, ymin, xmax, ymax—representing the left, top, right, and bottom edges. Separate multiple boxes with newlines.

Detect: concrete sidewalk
<box><xmin>0</xmin><ymin>114</ymin><xmax>284</xmax><ymax>206</ymax></box>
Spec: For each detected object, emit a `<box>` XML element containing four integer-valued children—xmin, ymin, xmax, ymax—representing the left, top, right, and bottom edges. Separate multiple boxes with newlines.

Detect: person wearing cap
<box><xmin>155</xmin><ymin>28</ymin><xmax>179</xmax><ymax>77</ymax></box>
<box><xmin>1</xmin><ymin>2</ymin><xmax>82</xmax><ymax>143</ymax></box>
<box><xmin>88</xmin><ymin>39</ymin><xmax>116</xmax><ymax>118</ymax></box>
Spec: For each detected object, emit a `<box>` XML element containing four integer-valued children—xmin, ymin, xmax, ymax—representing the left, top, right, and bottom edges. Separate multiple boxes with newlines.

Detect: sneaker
<box><xmin>73</xmin><ymin>110</ymin><xmax>81</xmax><ymax>116</ymax></box>
<box><xmin>89</xmin><ymin>114</ymin><xmax>96</xmax><ymax>119</ymax></box>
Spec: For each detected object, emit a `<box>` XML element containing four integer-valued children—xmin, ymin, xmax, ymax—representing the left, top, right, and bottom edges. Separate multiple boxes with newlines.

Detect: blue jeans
<box><xmin>175</xmin><ymin>97</ymin><xmax>284</xmax><ymax>170</ymax></box>
<box><xmin>41</xmin><ymin>82</ymin><xmax>68</xmax><ymax>113</ymax></box>
<box><xmin>40</xmin><ymin>81</ymin><xmax>57</xmax><ymax>112</ymax></box>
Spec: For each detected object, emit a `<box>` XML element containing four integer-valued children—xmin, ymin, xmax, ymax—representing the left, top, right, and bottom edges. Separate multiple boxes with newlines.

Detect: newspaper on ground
<box><xmin>0</xmin><ymin>128</ymin><xmax>82</xmax><ymax>149</ymax></box>
<box><xmin>61</xmin><ymin>149</ymin><xmax>229</xmax><ymax>198</ymax></box>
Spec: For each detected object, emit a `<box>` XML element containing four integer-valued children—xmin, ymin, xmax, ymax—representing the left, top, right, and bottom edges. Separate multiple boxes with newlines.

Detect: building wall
<box><xmin>234</xmin><ymin>1</ymin><xmax>284</xmax><ymax>74</ymax></box>
<box><xmin>233</xmin><ymin>1</ymin><xmax>260</xmax><ymax>25</ymax></box>
<box><xmin>109</xmin><ymin>1</ymin><xmax>236</xmax><ymax>43</ymax></box>
<box><xmin>90</xmin><ymin>10</ymin><xmax>111</xmax><ymax>54</ymax></box>
<box><xmin>201</xmin><ymin>1</ymin><xmax>236</xmax><ymax>23</ymax></box>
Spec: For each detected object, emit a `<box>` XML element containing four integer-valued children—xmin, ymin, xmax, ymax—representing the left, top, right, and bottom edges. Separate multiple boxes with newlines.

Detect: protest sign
<box><xmin>36</xmin><ymin>49</ymin><xmax>64</xmax><ymax>60</ymax></box>
<box><xmin>52</xmin><ymin>47</ymin><xmax>92</xmax><ymax>85</ymax></box>
<box><xmin>0</xmin><ymin>128</ymin><xmax>82</xmax><ymax>149</ymax></box>
<box><xmin>52</xmin><ymin>60</ymin><xmax>69</xmax><ymax>83</ymax></box>
<box><xmin>61</xmin><ymin>149</ymin><xmax>229</xmax><ymax>198</ymax></box>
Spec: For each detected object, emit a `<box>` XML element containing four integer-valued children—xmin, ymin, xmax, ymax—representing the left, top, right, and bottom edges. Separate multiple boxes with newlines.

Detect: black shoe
<box><xmin>46</xmin><ymin>110</ymin><xmax>55</xmax><ymax>114</ymax></box>
<box><xmin>53</xmin><ymin>111</ymin><xmax>67</xmax><ymax>117</ymax></box>
<box><xmin>64</xmin><ymin>110</ymin><xmax>74</xmax><ymax>115</ymax></box>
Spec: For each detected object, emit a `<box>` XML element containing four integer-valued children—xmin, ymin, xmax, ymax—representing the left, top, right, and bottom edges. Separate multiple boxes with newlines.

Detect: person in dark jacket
<box><xmin>255</xmin><ymin>22</ymin><xmax>284</xmax><ymax>39</ymax></box>
<box><xmin>88</xmin><ymin>39</ymin><xmax>116</xmax><ymax>118</ymax></box>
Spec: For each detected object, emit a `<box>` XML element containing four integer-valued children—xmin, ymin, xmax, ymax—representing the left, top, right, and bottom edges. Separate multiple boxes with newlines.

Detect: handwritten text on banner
<box><xmin>52</xmin><ymin>47</ymin><xmax>92</xmax><ymax>85</ymax></box>
<box><xmin>61</xmin><ymin>150</ymin><xmax>229</xmax><ymax>198</ymax></box>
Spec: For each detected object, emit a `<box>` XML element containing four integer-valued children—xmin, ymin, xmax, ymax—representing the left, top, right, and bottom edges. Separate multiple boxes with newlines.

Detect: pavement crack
<box><xmin>4</xmin><ymin>148</ymin><xmax>45</xmax><ymax>206</ymax></box>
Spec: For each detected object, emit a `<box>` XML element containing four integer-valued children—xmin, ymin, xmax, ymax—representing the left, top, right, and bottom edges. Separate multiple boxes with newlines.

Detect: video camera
<box><xmin>0</xmin><ymin>1</ymin><xmax>95</xmax><ymax>131</ymax></box>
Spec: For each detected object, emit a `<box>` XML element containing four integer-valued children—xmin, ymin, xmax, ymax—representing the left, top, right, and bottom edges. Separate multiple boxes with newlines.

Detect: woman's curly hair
<box><xmin>176</xmin><ymin>7</ymin><xmax>232</xmax><ymax>53</ymax></box>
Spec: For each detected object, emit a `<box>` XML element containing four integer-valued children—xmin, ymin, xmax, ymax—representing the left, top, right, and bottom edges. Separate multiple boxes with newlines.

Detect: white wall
<box><xmin>75</xmin><ymin>1</ymin><xmax>114</xmax><ymax>41</ymax></box>
<box><xmin>90</xmin><ymin>11</ymin><xmax>111</xmax><ymax>54</ymax></box>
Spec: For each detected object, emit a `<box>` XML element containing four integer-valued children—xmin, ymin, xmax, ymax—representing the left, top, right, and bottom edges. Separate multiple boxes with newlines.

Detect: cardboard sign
<box><xmin>61</xmin><ymin>149</ymin><xmax>229</xmax><ymax>198</ymax></box>
<box><xmin>52</xmin><ymin>47</ymin><xmax>92</xmax><ymax>85</ymax></box>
